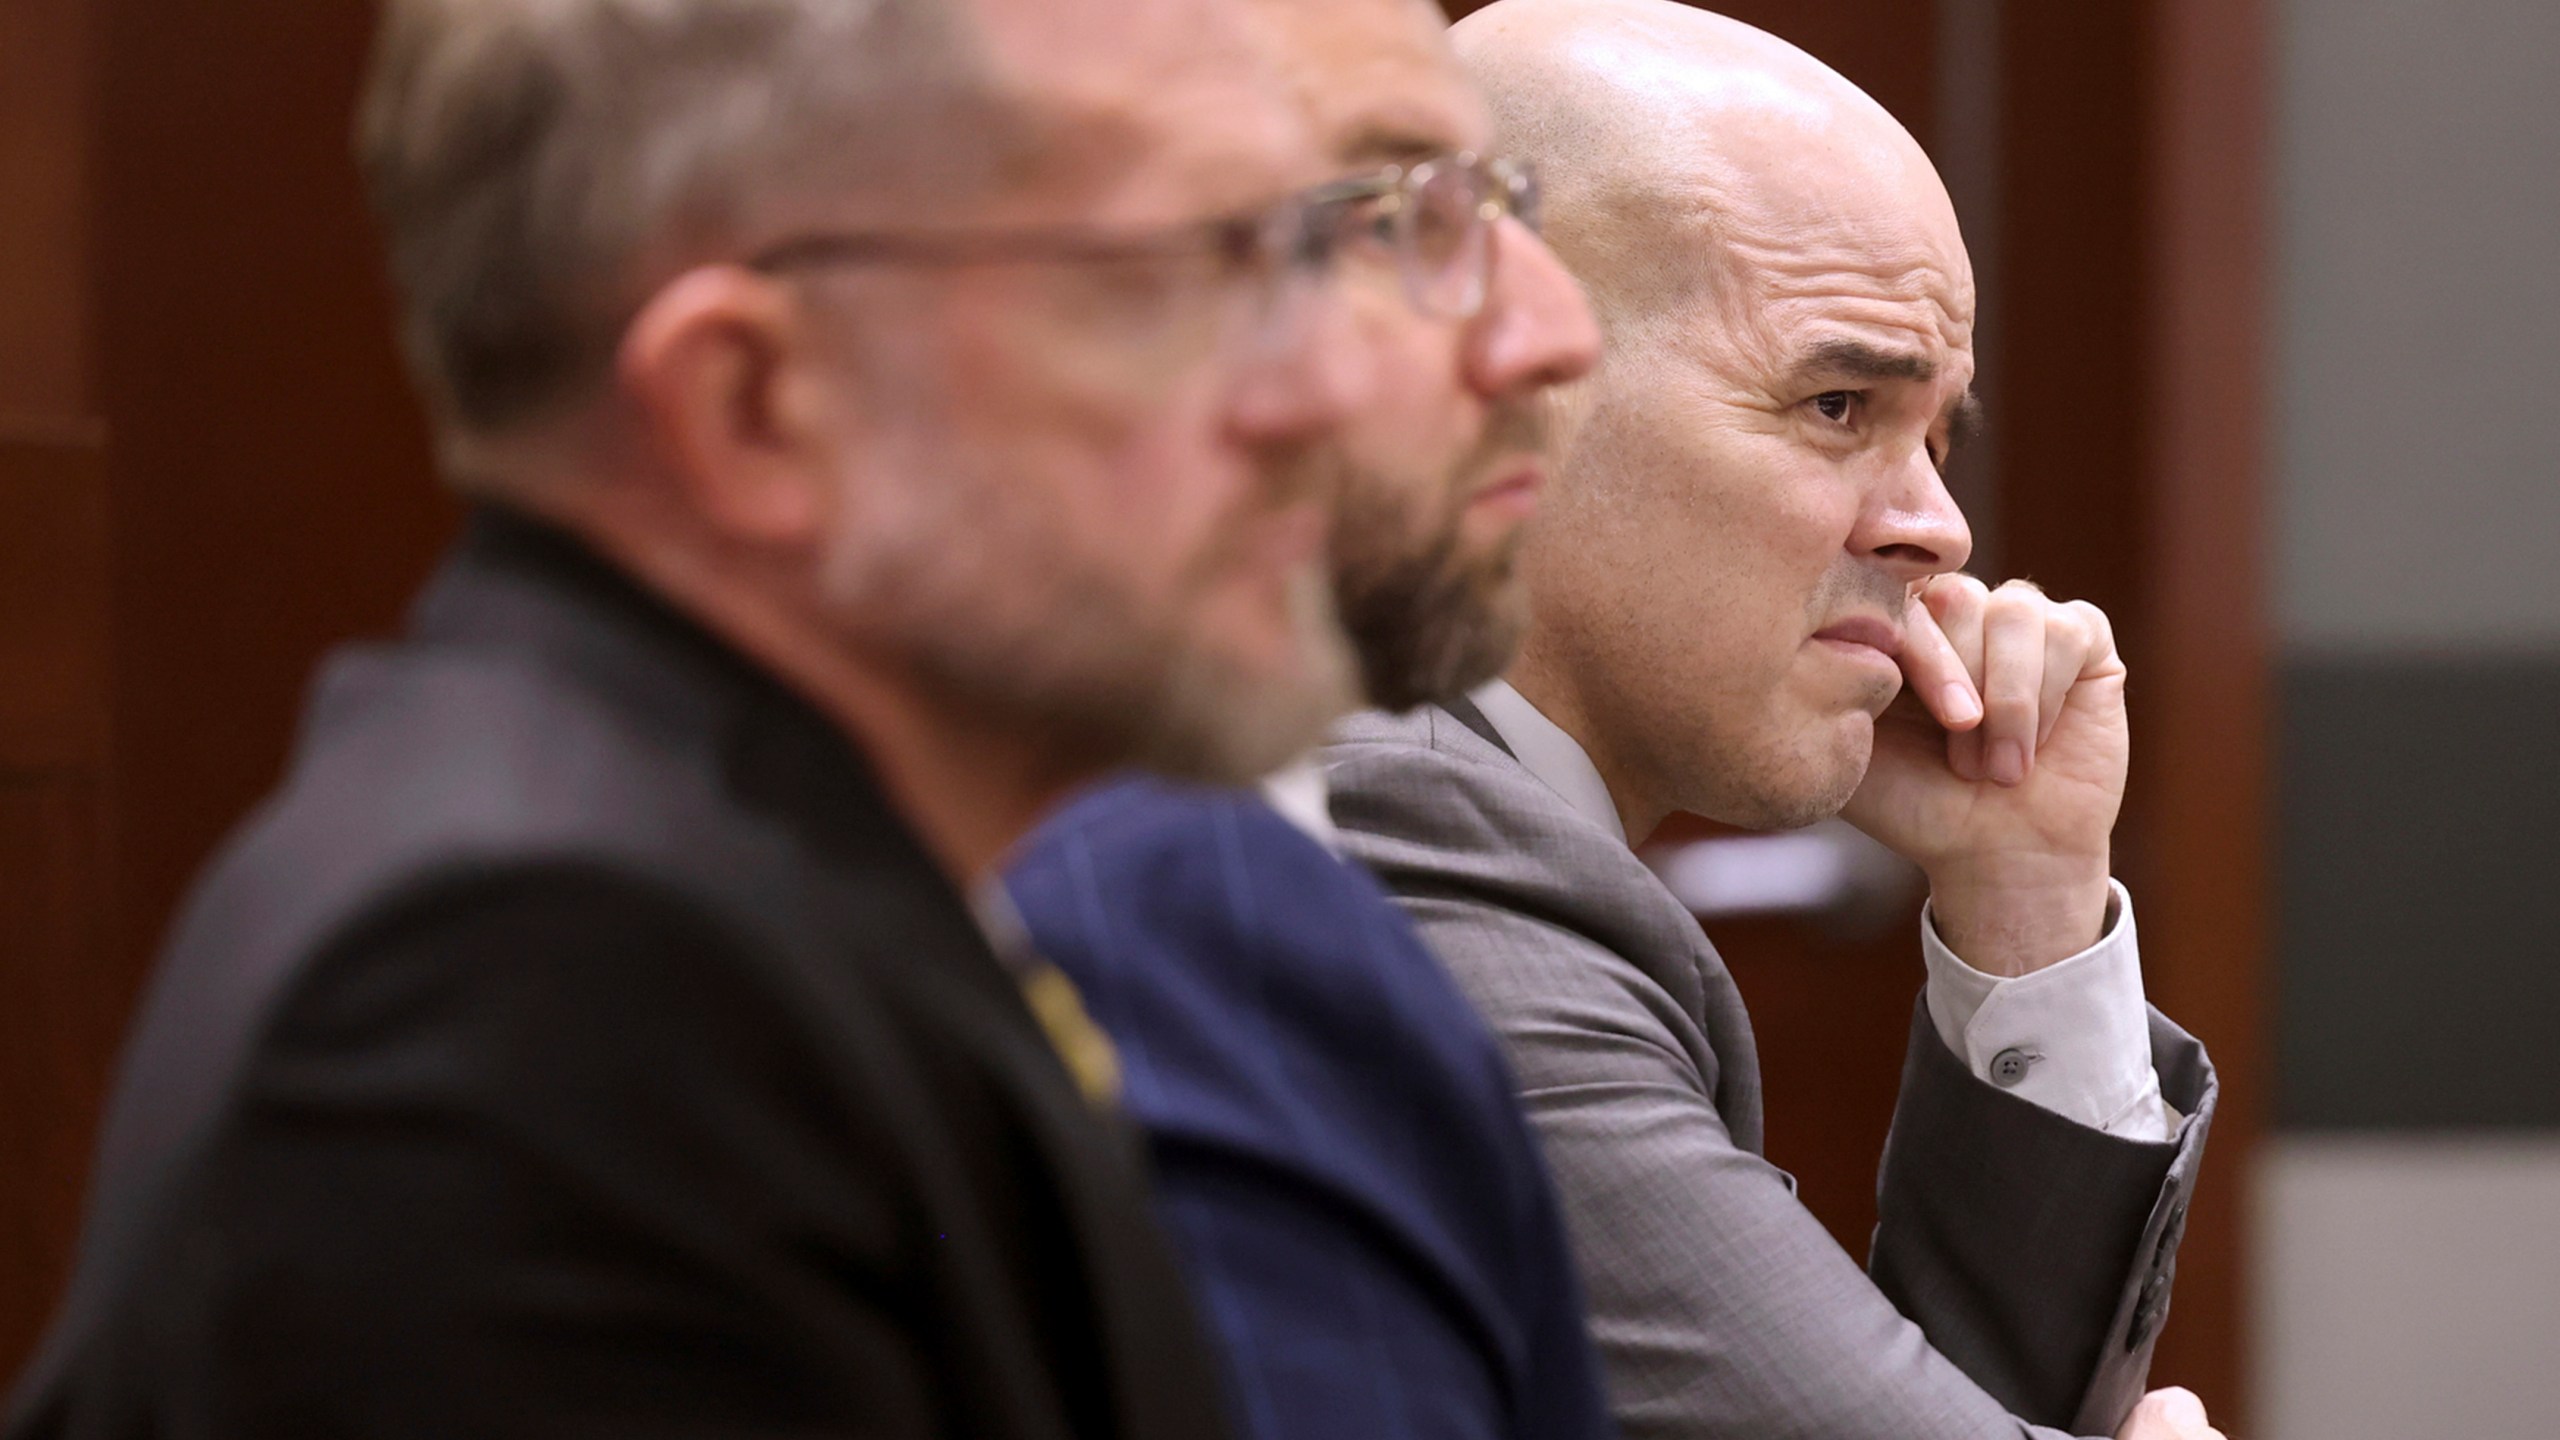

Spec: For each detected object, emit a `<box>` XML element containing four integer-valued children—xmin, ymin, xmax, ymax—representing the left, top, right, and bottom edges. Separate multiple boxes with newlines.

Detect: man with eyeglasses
<box><xmin>4</xmin><ymin>1</ymin><xmax>1476</xmax><ymax>1437</ymax></box>
<box><xmin>1001</xmin><ymin>3</ymin><xmax>1610</xmax><ymax>1439</ymax></box>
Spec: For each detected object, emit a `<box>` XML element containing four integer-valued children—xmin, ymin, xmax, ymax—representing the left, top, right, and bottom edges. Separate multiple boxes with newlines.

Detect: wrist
<box><xmin>1926</xmin><ymin>856</ymin><xmax>2113</xmax><ymax>978</ymax></box>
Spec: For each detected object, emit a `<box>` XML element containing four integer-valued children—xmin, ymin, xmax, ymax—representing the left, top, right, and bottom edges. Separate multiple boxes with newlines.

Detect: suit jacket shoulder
<box><xmin>9</xmin><ymin>510</ymin><xmax>1227</xmax><ymax>1440</ymax></box>
<box><xmin>1006</xmin><ymin>778</ymin><xmax>1611</xmax><ymax>1440</ymax></box>
<box><xmin>1324</xmin><ymin>707</ymin><xmax>1762</xmax><ymax>1151</ymax></box>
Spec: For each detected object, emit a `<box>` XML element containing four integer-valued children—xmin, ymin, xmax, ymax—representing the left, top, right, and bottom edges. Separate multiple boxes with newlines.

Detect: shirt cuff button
<box><xmin>1989</xmin><ymin>1047</ymin><xmax>2034</xmax><ymax>1087</ymax></box>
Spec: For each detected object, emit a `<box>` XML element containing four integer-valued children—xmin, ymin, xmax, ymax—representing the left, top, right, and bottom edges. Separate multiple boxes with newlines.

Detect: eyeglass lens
<box><xmin>1403</xmin><ymin>161</ymin><xmax>1499</xmax><ymax>318</ymax></box>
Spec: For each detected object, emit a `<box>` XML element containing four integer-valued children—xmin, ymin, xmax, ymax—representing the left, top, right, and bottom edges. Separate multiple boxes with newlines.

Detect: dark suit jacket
<box><xmin>1005</xmin><ymin>780</ymin><xmax>1612</xmax><ymax>1440</ymax></box>
<box><xmin>7</xmin><ymin>508</ymin><xmax>1230</xmax><ymax>1440</ymax></box>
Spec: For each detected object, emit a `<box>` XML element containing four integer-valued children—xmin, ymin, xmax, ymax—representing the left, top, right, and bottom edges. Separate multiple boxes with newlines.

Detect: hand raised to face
<box><xmin>1840</xmin><ymin>574</ymin><xmax>2129</xmax><ymax>976</ymax></box>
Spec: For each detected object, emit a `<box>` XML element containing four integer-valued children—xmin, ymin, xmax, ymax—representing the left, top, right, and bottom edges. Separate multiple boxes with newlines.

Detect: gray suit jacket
<box><xmin>1324</xmin><ymin>704</ymin><xmax>2216</xmax><ymax>1440</ymax></box>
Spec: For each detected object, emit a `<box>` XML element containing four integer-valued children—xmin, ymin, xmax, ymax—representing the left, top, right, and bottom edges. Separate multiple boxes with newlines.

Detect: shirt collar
<box><xmin>1259</xmin><ymin>754</ymin><xmax>1341</xmax><ymax>853</ymax></box>
<box><xmin>1467</xmin><ymin>679</ymin><xmax>1628</xmax><ymax>847</ymax></box>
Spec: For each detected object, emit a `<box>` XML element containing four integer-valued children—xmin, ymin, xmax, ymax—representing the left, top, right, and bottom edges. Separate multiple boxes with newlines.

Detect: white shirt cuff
<box><xmin>1921</xmin><ymin>880</ymin><xmax>2180</xmax><ymax>1142</ymax></box>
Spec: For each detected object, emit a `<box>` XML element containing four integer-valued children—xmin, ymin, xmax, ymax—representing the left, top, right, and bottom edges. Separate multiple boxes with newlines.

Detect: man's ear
<box><xmin>617</xmin><ymin>266</ymin><xmax>847</xmax><ymax>546</ymax></box>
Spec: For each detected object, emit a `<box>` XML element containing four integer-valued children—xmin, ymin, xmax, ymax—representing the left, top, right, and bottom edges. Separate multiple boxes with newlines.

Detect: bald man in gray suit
<box><xmin>1325</xmin><ymin>4</ymin><xmax>2223</xmax><ymax>1439</ymax></box>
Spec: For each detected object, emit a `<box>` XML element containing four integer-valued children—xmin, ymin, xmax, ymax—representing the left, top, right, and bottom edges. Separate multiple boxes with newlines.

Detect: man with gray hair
<box><xmin>7</xmin><ymin>0</ymin><xmax>1416</xmax><ymax>1435</ymax></box>
<box><xmin>1328</xmin><ymin>2</ymin><xmax>2225</xmax><ymax>1439</ymax></box>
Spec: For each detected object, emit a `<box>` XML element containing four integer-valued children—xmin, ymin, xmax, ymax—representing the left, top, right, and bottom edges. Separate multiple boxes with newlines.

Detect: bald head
<box><xmin>1453</xmin><ymin>0</ymin><xmax>1966</xmax><ymax>337</ymax></box>
<box><xmin>1450</xmin><ymin>0</ymin><xmax>1978</xmax><ymax>838</ymax></box>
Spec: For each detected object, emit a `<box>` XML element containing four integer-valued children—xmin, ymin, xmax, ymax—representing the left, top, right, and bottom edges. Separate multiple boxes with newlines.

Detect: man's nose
<box><xmin>1463</xmin><ymin>221</ymin><xmax>1602</xmax><ymax>400</ymax></box>
<box><xmin>1855</xmin><ymin>447</ymin><xmax>1974</xmax><ymax>582</ymax></box>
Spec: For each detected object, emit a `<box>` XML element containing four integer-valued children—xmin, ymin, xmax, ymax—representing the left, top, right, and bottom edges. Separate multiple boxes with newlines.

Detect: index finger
<box><xmin>1900</xmin><ymin>588</ymin><xmax>1981</xmax><ymax>730</ymax></box>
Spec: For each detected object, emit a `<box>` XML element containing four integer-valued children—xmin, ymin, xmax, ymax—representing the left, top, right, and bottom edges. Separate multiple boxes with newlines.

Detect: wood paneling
<box><xmin>0</xmin><ymin>0</ymin><xmax>94</xmax><ymax>420</ymax></box>
<box><xmin>2131</xmin><ymin>0</ymin><xmax>2269</xmax><ymax>1420</ymax></box>
<box><xmin>0</xmin><ymin>447</ymin><xmax>111</xmax><ymax>1382</ymax></box>
<box><xmin>0</xmin><ymin>436</ymin><xmax>111</xmax><ymax>774</ymax></box>
<box><xmin>1997</xmin><ymin>1</ymin><xmax>2151</xmax><ymax>631</ymax></box>
<box><xmin>0</xmin><ymin>0</ymin><xmax>112</xmax><ymax>1380</ymax></box>
<box><xmin>95</xmin><ymin>0</ymin><xmax>453</xmax><ymax>993</ymax></box>
<box><xmin>0</xmin><ymin>773</ymin><xmax>111</xmax><ymax>1379</ymax></box>
<box><xmin>1996</xmin><ymin>1</ymin><xmax>2269</xmax><ymax>1419</ymax></box>
<box><xmin>0</xmin><ymin>0</ymin><xmax>452</xmax><ymax>1380</ymax></box>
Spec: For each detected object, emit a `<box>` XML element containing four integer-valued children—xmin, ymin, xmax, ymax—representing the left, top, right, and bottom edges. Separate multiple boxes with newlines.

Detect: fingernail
<box><xmin>1989</xmin><ymin>739</ymin><xmax>2026</xmax><ymax>786</ymax></box>
<box><xmin>1940</xmin><ymin>683</ymin><xmax>1979</xmax><ymax>725</ymax></box>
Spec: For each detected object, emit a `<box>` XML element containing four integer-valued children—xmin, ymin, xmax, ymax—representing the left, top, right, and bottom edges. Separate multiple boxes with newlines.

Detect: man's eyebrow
<box><xmin>1790</xmin><ymin>337</ymin><xmax>1940</xmax><ymax>385</ymax></box>
<box><xmin>1334</xmin><ymin>119</ymin><xmax>1461</xmax><ymax>169</ymax></box>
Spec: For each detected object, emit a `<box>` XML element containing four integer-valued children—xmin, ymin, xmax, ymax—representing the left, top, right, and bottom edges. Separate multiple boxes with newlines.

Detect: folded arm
<box><xmin>1393</xmin><ymin>887</ymin><xmax>2206</xmax><ymax>1440</ymax></box>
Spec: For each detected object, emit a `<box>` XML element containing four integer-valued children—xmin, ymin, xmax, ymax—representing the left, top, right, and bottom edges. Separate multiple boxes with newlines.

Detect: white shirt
<box><xmin>1464</xmin><ymin>680</ymin><xmax>2179</xmax><ymax>1143</ymax></box>
<box><xmin>1260</xmin><ymin>756</ymin><xmax>1343</xmax><ymax>853</ymax></box>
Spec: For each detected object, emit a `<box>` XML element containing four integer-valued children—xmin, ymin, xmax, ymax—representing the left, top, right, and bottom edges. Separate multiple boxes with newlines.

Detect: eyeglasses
<box><xmin>744</xmin><ymin>182</ymin><xmax>1372</xmax><ymax>360</ymax></box>
<box><xmin>741</xmin><ymin>151</ymin><xmax>1543</xmax><ymax>343</ymax></box>
<box><xmin>1307</xmin><ymin>152</ymin><xmax>1542</xmax><ymax>321</ymax></box>
<box><xmin>747</xmin><ymin>194</ymin><xmax>1345</xmax><ymax>287</ymax></box>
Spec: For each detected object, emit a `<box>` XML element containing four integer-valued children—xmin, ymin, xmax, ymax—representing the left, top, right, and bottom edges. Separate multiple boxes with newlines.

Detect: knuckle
<box><xmin>1924</xmin><ymin>574</ymin><xmax>1986</xmax><ymax>618</ymax></box>
<box><xmin>1985</xmin><ymin>682</ymin><xmax>2038</xmax><ymax>719</ymax></box>
<box><xmin>1986</xmin><ymin>591</ymin><xmax>2042</xmax><ymax>632</ymax></box>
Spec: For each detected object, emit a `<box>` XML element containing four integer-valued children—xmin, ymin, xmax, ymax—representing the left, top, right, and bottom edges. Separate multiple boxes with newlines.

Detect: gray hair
<box><xmin>356</xmin><ymin>0</ymin><xmax>1024</xmax><ymax>438</ymax></box>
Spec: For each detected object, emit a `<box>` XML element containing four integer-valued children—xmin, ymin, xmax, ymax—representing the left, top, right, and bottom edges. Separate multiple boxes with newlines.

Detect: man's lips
<box><xmin>1468</xmin><ymin>459</ymin><xmax>1545</xmax><ymax>517</ymax></box>
<box><xmin>1811</xmin><ymin>615</ymin><xmax>1905</xmax><ymax>660</ymax></box>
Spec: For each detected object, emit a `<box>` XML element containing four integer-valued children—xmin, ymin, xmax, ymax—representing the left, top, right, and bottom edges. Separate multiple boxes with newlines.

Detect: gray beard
<box><xmin>822</xmin><ymin>480</ymin><xmax>1359</xmax><ymax>786</ymax></box>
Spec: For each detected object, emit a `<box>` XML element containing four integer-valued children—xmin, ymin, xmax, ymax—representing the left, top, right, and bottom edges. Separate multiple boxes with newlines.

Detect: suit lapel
<box><xmin>1439</xmin><ymin>693</ymin><xmax>1516</xmax><ymax>759</ymax></box>
<box><xmin>1415</xmin><ymin>702</ymin><xmax>1767</xmax><ymax>1155</ymax></box>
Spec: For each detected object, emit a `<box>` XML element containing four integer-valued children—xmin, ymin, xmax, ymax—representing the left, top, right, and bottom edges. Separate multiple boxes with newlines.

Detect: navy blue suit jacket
<box><xmin>1006</xmin><ymin>779</ymin><xmax>1613</xmax><ymax>1440</ymax></box>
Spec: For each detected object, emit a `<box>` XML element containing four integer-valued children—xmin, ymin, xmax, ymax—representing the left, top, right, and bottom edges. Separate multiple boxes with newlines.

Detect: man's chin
<box><xmin>1720</xmin><ymin>713</ymin><xmax>1873</xmax><ymax>831</ymax></box>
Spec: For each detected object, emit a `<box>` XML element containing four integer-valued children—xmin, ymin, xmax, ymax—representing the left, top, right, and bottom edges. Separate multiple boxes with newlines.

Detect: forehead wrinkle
<box><xmin>1745</xmin><ymin>247</ymin><xmax>1971</xmax><ymax>309</ymax></box>
<box><xmin>1732</xmin><ymin>239</ymin><xmax>1976</xmax><ymax>361</ymax></box>
<box><xmin>1728</xmin><ymin>222</ymin><xmax>1972</xmax><ymax>299</ymax></box>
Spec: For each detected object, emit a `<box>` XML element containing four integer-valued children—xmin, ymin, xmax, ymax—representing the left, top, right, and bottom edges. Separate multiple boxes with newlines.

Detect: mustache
<box><xmin>1456</xmin><ymin>399</ymin><xmax>1552</xmax><ymax>495</ymax></box>
<box><xmin>1808</xmin><ymin>563</ymin><xmax>1916</xmax><ymax>630</ymax></box>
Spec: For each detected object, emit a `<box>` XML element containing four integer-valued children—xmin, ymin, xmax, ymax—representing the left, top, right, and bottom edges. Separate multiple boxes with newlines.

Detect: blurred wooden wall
<box><xmin>2</xmin><ymin>0</ymin><xmax>117</xmax><ymax>1375</ymax></box>
<box><xmin>0</xmin><ymin>0</ymin><xmax>453</xmax><ymax>1378</ymax></box>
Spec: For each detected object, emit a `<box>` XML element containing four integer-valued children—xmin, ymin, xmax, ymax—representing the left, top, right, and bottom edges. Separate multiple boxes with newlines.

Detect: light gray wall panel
<box><xmin>2256</xmin><ymin>1135</ymin><xmax>2560</xmax><ymax>1440</ymax></box>
<box><xmin>2278</xmin><ymin>0</ymin><xmax>2560</xmax><ymax>651</ymax></box>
